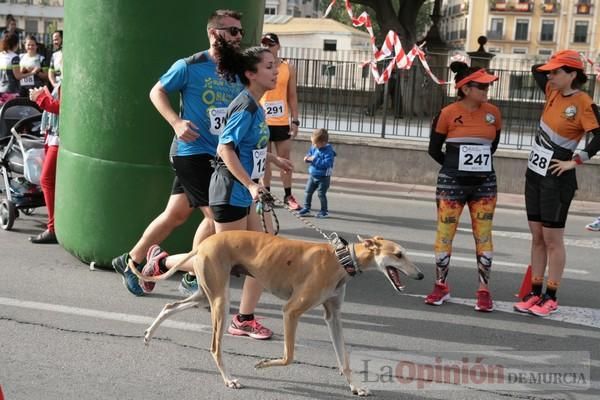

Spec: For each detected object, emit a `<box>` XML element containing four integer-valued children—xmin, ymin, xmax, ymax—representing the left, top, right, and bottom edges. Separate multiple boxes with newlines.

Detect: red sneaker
<box><xmin>227</xmin><ymin>315</ymin><xmax>273</xmax><ymax>340</ymax></box>
<box><xmin>141</xmin><ymin>245</ymin><xmax>168</xmax><ymax>293</ymax></box>
<box><xmin>425</xmin><ymin>282</ymin><xmax>450</xmax><ymax>305</ymax></box>
<box><xmin>475</xmin><ymin>288</ymin><xmax>494</xmax><ymax>312</ymax></box>
<box><xmin>528</xmin><ymin>295</ymin><xmax>558</xmax><ymax>317</ymax></box>
<box><xmin>513</xmin><ymin>293</ymin><xmax>541</xmax><ymax>313</ymax></box>
<box><xmin>284</xmin><ymin>194</ymin><xmax>301</xmax><ymax>211</ymax></box>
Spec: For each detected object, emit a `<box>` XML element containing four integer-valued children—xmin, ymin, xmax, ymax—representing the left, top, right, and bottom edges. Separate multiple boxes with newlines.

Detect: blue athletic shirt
<box><xmin>219</xmin><ymin>89</ymin><xmax>270</xmax><ymax>207</ymax></box>
<box><xmin>159</xmin><ymin>50</ymin><xmax>243</xmax><ymax>156</ymax></box>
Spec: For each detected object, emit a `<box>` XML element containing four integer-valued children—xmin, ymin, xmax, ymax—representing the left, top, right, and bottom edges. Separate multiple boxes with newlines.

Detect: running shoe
<box><xmin>585</xmin><ymin>218</ymin><xmax>600</xmax><ymax>232</ymax></box>
<box><xmin>424</xmin><ymin>282</ymin><xmax>450</xmax><ymax>305</ymax></box>
<box><xmin>475</xmin><ymin>288</ymin><xmax>494</xmax><ymax>312</ymax></box>
<box><xmin>227</xmin><ymin>315</ymin><xmax>273</xmax><ymax>340</ymax></box>
<box><xmin>284</xmin><ymin>195</ymin><xmax>301</xmax><ymax>211</ymax></box>
<box><xmin>316</xmin><ymin>211</ymin><xmax>329</xmax><ymax>219</ymax></box>
<box><xmin>141</xmin><ymin>245</ymin><xmax>168</xmax><ymax>293</ymax></box>
<box><xmin>297</xmin><ymin>207</ymin><xmax>311</xmax><ymax>216</ymax></box>
<box><xmin>528</xmin><ymin>294</ymin><xmax>558</xmax><ymax>317</ymax></box>
<box><xmin>513</xmin><ymin>293</ymin><xmax>541</xmax><ymax>313</ymax></box>
<box><xmin>111</xmin><ymin>253</ymin><xmax>144</xmax><ymax>296</ymax></box>
<box><xmin>178</xmin><ymin>273</ymin><xmax>200</xmax><ymax>297</ymax></box>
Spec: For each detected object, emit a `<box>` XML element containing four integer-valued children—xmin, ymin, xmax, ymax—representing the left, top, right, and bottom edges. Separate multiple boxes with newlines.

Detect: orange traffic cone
<box><xmin>516</xmin><ymin>265</ymin><xmax>532</xmax><ymax>298</ymax></box>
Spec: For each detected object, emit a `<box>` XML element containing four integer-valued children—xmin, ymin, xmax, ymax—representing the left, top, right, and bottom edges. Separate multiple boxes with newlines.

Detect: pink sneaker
<box><xmin>513</xmin><ymin>293</ymin><xmax>541</xmax><ymax>313</ymax></box>
<box><xmin>425</xmin><ymin>282</ymin><xmax>450</xmax><ymax>305</ymax></box>
<box><xmin>529</xmin><ymin>295</ymin><xmax>558</xmax><ymax>317</ymax></box>
<box><xmin>227</xmin><ymin>315</ymin><xmax>273</xmax><ymax>340</ymax></box>
<box><xmin>284</xmin><ymin>195</ymin><xmax>301</xmax><ymax>211</ymax></box>
<box><xmin>141</xmin><ymin>245</ymin><xmax>168</xmax><ymax>293</ymax></box>
<box><xmin>475</xmin><ymin>288</ymin><xmax>494</xmax><ymax>312</ymax></box>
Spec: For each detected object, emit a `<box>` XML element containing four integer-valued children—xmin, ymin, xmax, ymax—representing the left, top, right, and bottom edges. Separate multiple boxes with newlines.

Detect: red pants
<box><xmin>41</xmin><ymin>145</ymin><xmax>58</xmax><ymax>232</ymax></box>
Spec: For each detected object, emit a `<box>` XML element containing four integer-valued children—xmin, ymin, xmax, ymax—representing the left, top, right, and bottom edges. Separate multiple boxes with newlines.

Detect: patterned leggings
<box><xmin>434</xmin><ymin>173</ymin><xmax>497</xmax><ymax>285</ymax></box>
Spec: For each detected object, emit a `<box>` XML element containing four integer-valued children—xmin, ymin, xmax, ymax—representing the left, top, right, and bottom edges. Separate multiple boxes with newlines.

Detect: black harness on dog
<box><xmin>330</xmin><ymin>233</ymin><xmax>360</xmax><ymax>276</ymax></box>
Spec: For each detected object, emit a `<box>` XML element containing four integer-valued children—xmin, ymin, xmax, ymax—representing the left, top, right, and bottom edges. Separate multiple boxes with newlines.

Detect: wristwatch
<box><xmin>291</xmin><ymin>119</ymin><xmax>300</xmax><ymax>127</ymax></box>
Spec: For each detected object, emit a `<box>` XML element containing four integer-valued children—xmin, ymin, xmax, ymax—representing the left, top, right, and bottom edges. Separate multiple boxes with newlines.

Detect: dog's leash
<box><xmin>263</xmin><ymin>192</ymin><xmax>361</xmax><ymax>276</ymax></box>
<box><xmin>256</xmin><ymin>191</ymin><xmax>280</xmax><ymax>235</ymax></box>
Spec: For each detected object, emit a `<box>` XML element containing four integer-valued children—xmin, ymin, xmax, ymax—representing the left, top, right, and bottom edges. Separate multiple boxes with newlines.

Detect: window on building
<box><xmin>489</xmin><ymin>47</ymin><xmax>502</xmax><ymax>54</ymax></box>
<box><xmin>488</xmin><ymin>18</ymin><xmax>504</xmax><ymax>40</ymax></box>
<box><xmin>24</xmin><ymin>19</ymin><xmax>37</xmax><ymax>33</ymax></box>
<box><xmin>323</xmin><ymin>39</ymin><xmax>337</xmax><ymax>51</ymax></box>
<box><xmin>264</xmin><ymin>7</ymin><xmax>276</xmax><ymax>15</ymax></box>
<box><xmin>538</xmin><ymin>49</ymin><xmax>552</xmax><ymax>56</ymax></box>
<box><xmin>540</xmin><ymin>20</ymin><xmax>554</xmax><ymax>41</ymax></box>
<box><xmin>573</xmin><ymin>21</ymin><xmax>589</xmax><ymax>43</ymax></box>
<box><xmin>515</xmin><ymin>19</ymin><xmax>529</xmax><ymax>41</ymax></box>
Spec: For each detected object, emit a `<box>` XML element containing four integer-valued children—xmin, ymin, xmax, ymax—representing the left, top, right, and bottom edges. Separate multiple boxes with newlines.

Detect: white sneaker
<box><xmin>585</xmin><ymin>218</ymin><xmax>600</xmax><ymax>231</ymax></box>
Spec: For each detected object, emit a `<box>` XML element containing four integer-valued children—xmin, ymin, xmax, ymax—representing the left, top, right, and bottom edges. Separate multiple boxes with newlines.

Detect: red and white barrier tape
<box><xmin>323</xmin><ymin>0</ymin><xmax>447</xmax><ymax>85</ymax></box>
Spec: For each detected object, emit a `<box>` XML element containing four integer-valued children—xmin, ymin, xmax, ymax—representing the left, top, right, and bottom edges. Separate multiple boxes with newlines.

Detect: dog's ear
<box><xmin>373</xmin><ymin>236</ymin><xmax>384</xmax><ymax>241</ymax></box>
<box><xmin>361</xmin><ymin>238</ymin><xmax>380</xmax><ymax>251</ymax></box>
<box><xmin>357</xmin><ymin>234</ymin><xmax>365</xmax><ymax>242</ymax></box>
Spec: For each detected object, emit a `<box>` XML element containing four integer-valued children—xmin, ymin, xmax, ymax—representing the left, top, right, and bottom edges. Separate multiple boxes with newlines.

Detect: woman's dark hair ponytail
<box><xmin>450</xmin><ymin>61</ymin><xmax>484</xmax><ymax>98</ymax></box>
<box><xmin>215</xmin><ymin>37</ymin><xmax>271</xmax><ymax>86</ymax></box>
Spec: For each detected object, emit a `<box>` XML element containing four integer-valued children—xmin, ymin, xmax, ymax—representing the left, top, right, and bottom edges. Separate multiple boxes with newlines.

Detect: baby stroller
<box><xmin>0</xmin><ymin>97</ymin><xmax>45</xmax><ymax>230</ymax></box>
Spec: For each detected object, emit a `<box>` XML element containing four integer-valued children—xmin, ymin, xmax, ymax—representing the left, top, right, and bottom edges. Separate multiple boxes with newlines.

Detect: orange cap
<box><xmin>537</xmin><ymin>50</ymin><xmax>584</xmax><ymax>71</ymax></box>
<box><xmin>455</xmin><ymin>69</ymin><xmax>499</xmax><ymax>89</ymax></box>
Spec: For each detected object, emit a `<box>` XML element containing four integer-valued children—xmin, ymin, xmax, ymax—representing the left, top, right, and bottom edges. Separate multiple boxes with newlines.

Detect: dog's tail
<box><xmin>126</xmin><ymin>249</ymin><xmax>196</xmax><ymax>283</ymax></box>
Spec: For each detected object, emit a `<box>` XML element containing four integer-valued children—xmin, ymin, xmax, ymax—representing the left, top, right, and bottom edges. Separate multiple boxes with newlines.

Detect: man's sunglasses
<box><xmin>467</xmin><ymin>82</ymin><xmax>490</xmax><ymax>90</ymax></box>
<box><xmin>216</xmin><ymin>26</ymin><xmax>244</xmax><ymax>36</ymax></box>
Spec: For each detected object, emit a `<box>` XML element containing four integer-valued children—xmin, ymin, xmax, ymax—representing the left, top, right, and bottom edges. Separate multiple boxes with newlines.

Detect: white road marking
<box><xmin>407</xmin><ymin>251</ymin><xmax>589</xmax><ymax>275</ymax></box>
<box><xmin>403</xmin><ymin>294</ymin><xmax>600</xmax><ymax>330</ymax></box>
<box><xmin>457</xmin><ymin>227</ymin><xmax>600</xmax><ymax>249</ymax></box>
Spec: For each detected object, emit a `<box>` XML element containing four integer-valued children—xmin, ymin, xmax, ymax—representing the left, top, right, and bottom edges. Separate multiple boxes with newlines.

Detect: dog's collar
<box><xmin>331</xmin><ymin>234</ymin><xmax>360</xmax><ymax>276</ymax></box>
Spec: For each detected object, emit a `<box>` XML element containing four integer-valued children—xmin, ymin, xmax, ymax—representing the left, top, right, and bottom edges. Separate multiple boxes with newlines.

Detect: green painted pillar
<box><xmin>57</xmin><ymin>0</ymin><xmax>265</xmax><ymax>266</ymax></box>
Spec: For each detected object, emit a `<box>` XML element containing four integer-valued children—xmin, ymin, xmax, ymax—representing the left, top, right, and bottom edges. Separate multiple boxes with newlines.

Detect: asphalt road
<box><xmin>1</xmin><ymin>183</ymin><xmax>599</xmax><ymax>400</ymax></box>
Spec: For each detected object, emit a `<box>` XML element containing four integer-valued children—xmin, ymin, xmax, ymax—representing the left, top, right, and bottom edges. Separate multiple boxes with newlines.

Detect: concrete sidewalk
<box><xmin>286</xmin><ymin>173</ymin><xmax>600</xmax><ymax>217</ymax></box>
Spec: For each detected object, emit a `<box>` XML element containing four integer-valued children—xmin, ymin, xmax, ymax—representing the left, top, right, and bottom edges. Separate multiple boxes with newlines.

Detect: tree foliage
<box><xmin>320</xmin><ymin>0</ymin><xmax>431</xmax><ymax>50</ymax></box>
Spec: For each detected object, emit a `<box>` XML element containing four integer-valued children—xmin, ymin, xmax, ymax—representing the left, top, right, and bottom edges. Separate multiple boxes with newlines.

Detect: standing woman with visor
<box><xmin>425</xmin><ymin>61</ymin><xmax>501</xmax><ymax>312</ymax></box>
<box><xmin>514</xmin><ymin>50</ymin><xmax>600</xmax><ymax>317</ymax></box>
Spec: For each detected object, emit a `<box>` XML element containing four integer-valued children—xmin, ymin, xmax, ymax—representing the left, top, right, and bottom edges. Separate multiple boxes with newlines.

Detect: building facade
<box><xmin>0</xmin><ymin>0</ymin><xmax>63</xmax><ymax>35</ymax></box>
<box><xmin>440</xmin><ymin>0</ymin><xmax>600</xmax><ymax>60</ymax></box>
<box><xmin>265</xmin><ymin>0</ymin><xmax>319</xmax><ymax>17</ymax></box>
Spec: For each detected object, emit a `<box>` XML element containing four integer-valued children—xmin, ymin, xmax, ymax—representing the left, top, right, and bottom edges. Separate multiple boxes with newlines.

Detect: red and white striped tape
<box><xmin>323</xmin><ymin>0</ymin><xmax>447</xmax><ymax>85</ymax></box>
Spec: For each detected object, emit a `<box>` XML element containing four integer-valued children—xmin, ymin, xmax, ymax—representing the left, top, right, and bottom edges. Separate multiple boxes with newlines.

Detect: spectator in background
<box><xmin>0</xmin><ymin>33</ymin><xmax>25</xmax><ymax>104</ymax></box>
<box><xmin>1</xmin><ymin>15</ymin><xmax>23</xmax><ymax>46</ymax></box>
<box><xmin>48</xmin><ymin>30</ymin><xmax>62</xmax><ymax>88</ymax></box>
<box><xmin>19</xmin><ymin>35</ymin><xmax>48</xmax><ymax>96</ymax></box>
<box><xmin>28</xmin><ymin>83</ymin><xmax>60</xmax><ymax>244</ymax></box>
<box><xmin>259</xmin><ymin>33</ymin><xmax>301</xmax><ymax>210</ymax></box>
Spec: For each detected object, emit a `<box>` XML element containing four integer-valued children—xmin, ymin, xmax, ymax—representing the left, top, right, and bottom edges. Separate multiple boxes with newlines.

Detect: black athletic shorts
<box><xmin>170</xmin><ymin>154</ymin><xmax>214</xmax><ymax>208</ymax></box>
<box><xmin>525</xmin><ymin>169</ymin><xmax>577</xmax><ymax>229</ymax></box>
<box><xmin>269</xmin><ymin>125</ymin><xmax>291</xmax><ymax>142</ymax></box>
<box><xmin>211</xmin><ymin>204</ymin><xmax>250</xmax><ymax>223</ymax></box>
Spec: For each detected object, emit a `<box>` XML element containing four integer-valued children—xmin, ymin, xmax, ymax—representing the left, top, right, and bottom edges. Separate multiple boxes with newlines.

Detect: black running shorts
<box><xmin>525</xmin><ymin>169</ymin><xmax>577</xmax><ymax>229</ymax></box>
<box><xmin>170</xmin><ymin>154</ymin><xmax>214</xmax><ymax>208</ymax></box>
<box><xmin>269</xmin><ymin>125</ymin><xmax>291</xmax><ymax>142</ymax></box>
<box><xmin>211</xmin><ymin>204</ymin><xmax>250</xmax><ymax>223</ymax></box>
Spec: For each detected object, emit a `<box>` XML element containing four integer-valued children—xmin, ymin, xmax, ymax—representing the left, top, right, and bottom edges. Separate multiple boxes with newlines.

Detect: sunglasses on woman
<box><xmin>215</xmin><ymin>26</ymin><xmax>244</xmax><ymax>37</ymax></box>
<box><xmin>467</xmin><ymin>82</ymin><xmax>490</xmax><ymax>90</ymax></box>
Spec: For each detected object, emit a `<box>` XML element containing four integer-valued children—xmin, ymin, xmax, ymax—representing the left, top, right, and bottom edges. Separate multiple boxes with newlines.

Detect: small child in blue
<box><xmin>298</xmin><ymin>128</ymin><xmax>336</xmax><ymax>218</ymax></box>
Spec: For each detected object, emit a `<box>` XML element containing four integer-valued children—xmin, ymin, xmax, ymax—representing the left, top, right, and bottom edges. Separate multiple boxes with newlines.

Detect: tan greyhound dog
<box><xmin>129</xmin><ymin>230</ymin><xmax>423</xmax><ymax>396</ymax></box>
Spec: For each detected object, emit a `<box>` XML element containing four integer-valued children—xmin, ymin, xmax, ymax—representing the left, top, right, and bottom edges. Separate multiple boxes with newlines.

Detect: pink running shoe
<box><xmin>528</xmin><ymin>295</ymin><xmax>558</xmax><ymax>317</ymax></box>
<box><xmin>141</xmin><ymin>245</ymin><xmax>168</xmax><ymax>293</ymax></box>
<box><xmin>425</xmin><ymin>282</ymin><xmax>450</xmax><ymax>305</ymax></box>
<box><xmin>284</xmin><ymin>194</ymin><xmax>301</xmax><ymax>211</ymax></box>
<box><xmin>513</xmin><ymin>293</ymin><xmax>541</xmax><ymax>313</ymax></box>
<box><xmin>475</xmin><ymin>288</ymin><xmax>494</xmax><ymax>312</ymax></box>
<box><xmin>227</xmin><ymin>315</ymin><xmax>273</xmax><ymax>340</ymax></box>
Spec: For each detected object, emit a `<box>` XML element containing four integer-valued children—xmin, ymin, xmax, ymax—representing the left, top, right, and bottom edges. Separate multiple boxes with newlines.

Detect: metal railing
<box><xmin>289</xmin><ymin>54</ymin><xmax>598</xmax><ymax>150</ymax></box>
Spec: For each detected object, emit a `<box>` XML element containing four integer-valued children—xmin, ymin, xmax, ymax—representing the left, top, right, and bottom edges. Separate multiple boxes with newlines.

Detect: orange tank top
<box><xmin>260</xmin><ymin>61</ymin><xmax>290</xmax><ymax>126</ymax></box>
